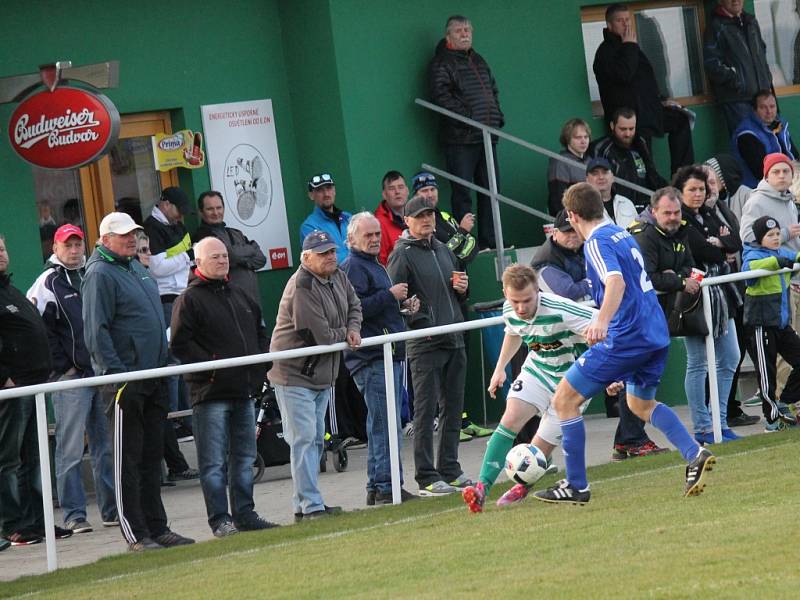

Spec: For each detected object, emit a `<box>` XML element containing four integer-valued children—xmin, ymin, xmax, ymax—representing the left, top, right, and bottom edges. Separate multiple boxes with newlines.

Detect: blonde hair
<box><xmin>502</xmin><ymin>264</ymin><xmax>539</xmax><ymax>291</ymax></box>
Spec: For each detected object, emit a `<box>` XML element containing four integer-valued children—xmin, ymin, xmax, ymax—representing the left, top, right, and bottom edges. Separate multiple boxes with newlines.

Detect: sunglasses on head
<box><xmin>311</xmin><ymin>173</ymin><xmax>333</xmax><ymax>185</ymax></box>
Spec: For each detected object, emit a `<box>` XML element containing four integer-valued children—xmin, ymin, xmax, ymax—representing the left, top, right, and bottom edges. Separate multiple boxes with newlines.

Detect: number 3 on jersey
<box><xmin>630</xmin><ymin>247</ymin><xmax>654</xmax><ymax>292</ymax></box>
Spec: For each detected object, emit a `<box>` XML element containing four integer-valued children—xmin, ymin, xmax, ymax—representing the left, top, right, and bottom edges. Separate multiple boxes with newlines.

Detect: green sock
<box><xmin>478</xmin><ymin>424</ymin><xmax>517</xmax><ymax>494</ymax></box>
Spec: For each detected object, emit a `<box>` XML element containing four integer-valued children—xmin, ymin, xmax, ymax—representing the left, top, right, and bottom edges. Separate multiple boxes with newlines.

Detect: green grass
<box><xmin>5</xmin><ymin>431</ymin><xmax>800</xmax><ymax>599</ymax></box>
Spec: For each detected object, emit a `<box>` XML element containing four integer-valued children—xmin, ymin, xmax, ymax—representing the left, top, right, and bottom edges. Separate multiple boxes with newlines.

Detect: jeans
<box><xmin>352</xmin><ymin>360</ymin><xmax>404</xmax><ymax>494</ymax></box>
<box><xmin>273</xmin><ymin>384</ymin><xmax>330</xmax><ymax>514</ymax></box>
<box><xmin>0</xmin><ymin>395</ymin><xmax>44</xmax><ymax>535</ymax></box>
<box><xmin>53</xmin><ymin>379</ymin><xmax>116</xmax><ymax>524</ymax></box>
<box><xmin>684</xmin><ymin>318</ymin><xmax>740</xmax><ymax>434</ymax></box>
<box><xmin>444</xmin><ymin>143</ymin><xmax>499</xmax><ymax>248</ymax></box>
<box><xmin>193</xmin><ymin>400</ymin><xmax>257</xmax><ymax>528</ymax></box>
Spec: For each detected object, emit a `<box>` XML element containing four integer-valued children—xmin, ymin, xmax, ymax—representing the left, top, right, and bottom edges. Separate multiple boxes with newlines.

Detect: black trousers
<box><xmin>327</xmin><ymin>362</ymin><xmax>368</xmax><ymax>441</ymax></box>
<box><xmin>113</xmin><ymin>379</ymin><xmax>169</xmax><ymax>544</ymax></box>
<box><xmin>639</xmin><ymin>106</ymin><xmax>694</xmax><ymax>175</ymax></box>
<box><xmin>444</xmin><ymin>143</ymin><xmax>499</xmax><ymax>249</ymax></box>
<box><xmin>747</xmin><ymin>325</ymin><xmax>800</xmax><ymax>423</ymax></box>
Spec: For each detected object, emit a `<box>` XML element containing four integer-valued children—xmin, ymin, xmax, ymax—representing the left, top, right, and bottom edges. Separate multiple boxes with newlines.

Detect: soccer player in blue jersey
<box><xmin>534</xmin><ymin>183</ymin><xmax>715</xmax><ymax>504</ymax></box>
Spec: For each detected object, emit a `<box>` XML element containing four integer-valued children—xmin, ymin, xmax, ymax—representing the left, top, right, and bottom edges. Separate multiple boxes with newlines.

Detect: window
<box><xmin>581</xmin><ymin>1</ymin><xmax>709</xmax><ymax>116</ymax></box>
<box><xmin>754</xmin><ymin>0</ymin><xmax>800</xmax><ymax>90</ymax></box>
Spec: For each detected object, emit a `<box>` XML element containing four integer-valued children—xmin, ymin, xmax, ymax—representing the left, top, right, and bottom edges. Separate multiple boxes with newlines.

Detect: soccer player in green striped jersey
<box><xmin>463</xmin><ymin>264</ymin><xmax>618</xmax><ymax>513</ymax></box>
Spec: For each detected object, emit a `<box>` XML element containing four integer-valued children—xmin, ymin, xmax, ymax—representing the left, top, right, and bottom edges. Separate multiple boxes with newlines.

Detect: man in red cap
<box><xmin>28</xmin><ymin>224</ymin><xmax>117</xmax><ymax>535</ymax></box>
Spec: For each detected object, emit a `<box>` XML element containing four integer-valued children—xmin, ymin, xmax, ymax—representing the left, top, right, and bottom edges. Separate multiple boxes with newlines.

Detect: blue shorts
<box><xmin>564</xmin><ymin>344</ymin><xmax>669</xmax><ymax>401</ymax></box>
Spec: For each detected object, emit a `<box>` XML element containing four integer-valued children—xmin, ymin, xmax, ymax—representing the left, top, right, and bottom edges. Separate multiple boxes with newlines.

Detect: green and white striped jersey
<box><xmin>503</xmin><ymin>292</ymin><xmax>597</xmax><ymax>393</ymax></box>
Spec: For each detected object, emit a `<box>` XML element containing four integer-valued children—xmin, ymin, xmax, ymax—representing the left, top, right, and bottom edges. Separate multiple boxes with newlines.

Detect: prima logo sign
<box><xmin>8</xmin><ymin>86</ymin><xmax>120</xmax><ymax>169</ymax></box>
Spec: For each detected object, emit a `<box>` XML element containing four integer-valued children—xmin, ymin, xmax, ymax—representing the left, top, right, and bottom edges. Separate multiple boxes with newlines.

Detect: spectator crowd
<box><xmin>3</xmin><ymin>3</ymin><xmax>800</xmax><ymax>554</ymax></box>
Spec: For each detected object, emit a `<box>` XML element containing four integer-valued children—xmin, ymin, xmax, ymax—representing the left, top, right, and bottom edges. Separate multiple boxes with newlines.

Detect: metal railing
<box><xmin>415</xmin><ymin>98</ymin><xmax>655</xmax><ymax>277</ymax></box>
<box><xmin>0</xmin><ymin>315</ymin><xmax>503</xmax><ymax>572</ymax></box>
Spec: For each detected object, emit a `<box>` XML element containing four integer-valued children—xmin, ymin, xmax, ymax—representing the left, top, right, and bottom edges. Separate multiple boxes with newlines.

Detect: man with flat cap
<box><xmin>83</xmin><ymin>212</ymin><xmax>194</xmax><ymax>551</ymax></box>
<box><xmin>269</xmin><ymin>230</ymin><xmax>362</xmax><ymax>521</ymax></box>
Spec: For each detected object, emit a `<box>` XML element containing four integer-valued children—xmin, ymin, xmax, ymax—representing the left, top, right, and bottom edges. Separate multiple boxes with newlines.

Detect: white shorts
<box><xmin>507</xmin><ymin>367</ymin><xmax>590</xmax><ymax>447</ymax></box>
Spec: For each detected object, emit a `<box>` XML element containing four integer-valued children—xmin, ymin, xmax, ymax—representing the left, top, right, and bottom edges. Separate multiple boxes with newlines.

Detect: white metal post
<box><xmin>35</xmin><ymin>392</ymin><xmax>58</xmax><ymax>571</ymax></box>
<box><xmin>482</xmin><ymin>130</ymin><xmax>506</xmax><ymax>279</ymax></box>
<box><xmin>383</xmin><ymin>343</ymin><xmax>402</xmax><ymax>505</ymax></box>
<box><xmin>701</xmin><ymin>287</ymin><xmax>723</xmax><ymax>443</ymax></box>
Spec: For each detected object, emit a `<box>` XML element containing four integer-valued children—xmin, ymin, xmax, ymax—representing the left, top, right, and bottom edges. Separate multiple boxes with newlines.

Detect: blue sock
<box><xmin>561</xmin><ymin>416</ymin><xmax>588</xmax><ymax>490</ymax></box>
<box><xmin>650</xmin><ymin>402</ymin><xmax>699</xmax><ymax>462</ymax></box>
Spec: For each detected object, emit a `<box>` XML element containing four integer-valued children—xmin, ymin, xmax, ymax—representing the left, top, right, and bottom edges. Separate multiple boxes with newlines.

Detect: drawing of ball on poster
<box><xmin>201</xmin><ymin>100</ymin><xmax>292</xmax><ymax>270</ymax></box>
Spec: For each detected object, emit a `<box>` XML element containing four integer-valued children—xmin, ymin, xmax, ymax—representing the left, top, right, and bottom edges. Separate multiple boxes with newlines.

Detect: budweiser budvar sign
<box><xmin>8</xmin><ymin>86</ymin><xmax>120</xmax><ymax>169</ymax></box>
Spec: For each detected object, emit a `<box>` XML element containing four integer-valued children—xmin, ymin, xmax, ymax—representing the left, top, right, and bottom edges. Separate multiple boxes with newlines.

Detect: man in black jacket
<box><xmin>194</xmin><ymin>190</ymin><xmax>266</xmax><ymax>307</ymax></box>
<box><xmin>0</xmin><ymin>235</ymin><xmax>70</xmax><ymax>547</ymax></box>
<box><xmin>704</xmin><ymin>0</ymin><xmax>773</xmax><ymax>134</ymax></box>
<box><xmin>628</xmin><ymin>187</ymin><xmax>698</xmax><ymax>316</ymax></box>
<box><xmin>387</xmin><ymin>196</ymin><xmax>472</xmax><ymax>496</ymax></box>
<box><xmin>171</xmin><ymin>237</ymin><xmax>276</xmax><ymax>537</ymax></box>
<box><xmin>593</xmin><ymin>3</ymin><xmax>694</xmax><ymax>174</ymax></box>
<box><xmin>591</xmin><ymin>107</ymin><xmax>668</xmax><ymax>211</ymax></box>
<box><xmin>428</xmin><ymin>15</ymin><xmax>504</xmax><ymax>250</ymax></box>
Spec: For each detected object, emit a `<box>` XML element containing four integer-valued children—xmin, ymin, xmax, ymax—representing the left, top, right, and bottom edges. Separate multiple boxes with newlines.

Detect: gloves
<box><xmin>776</xmin><ymin>257</ymin><xmax>795</xmax><ymax>269</ymax></box>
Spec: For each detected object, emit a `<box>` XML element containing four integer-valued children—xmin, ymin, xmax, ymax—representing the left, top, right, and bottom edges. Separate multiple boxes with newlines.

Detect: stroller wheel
<box><xmin>334</xmin><ymin>449</ymin><xmax>348</xmax><ymax>472</ymax></box>
<box><xmin>253</xmin><ymin>452</ymin><xmax>265</xmax><ymax>483</ymax></box>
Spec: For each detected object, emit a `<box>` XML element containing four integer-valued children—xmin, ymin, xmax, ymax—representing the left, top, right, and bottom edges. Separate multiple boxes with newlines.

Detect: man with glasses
<box><xmin>300</xmin><ymin>173</ymin><xmax>352</xmax><ymax>263</ymax></box>
<box><xmin>83</xmin><ymin>212</ymin><xmax>194</xmax><ymax>551</ymax></box>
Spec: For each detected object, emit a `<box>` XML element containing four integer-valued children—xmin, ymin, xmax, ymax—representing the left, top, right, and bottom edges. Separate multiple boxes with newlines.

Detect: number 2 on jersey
<box><xmin>630</xmin><ymin>247</ymin><xmax>654</xmax><ymax>292</ymax></box>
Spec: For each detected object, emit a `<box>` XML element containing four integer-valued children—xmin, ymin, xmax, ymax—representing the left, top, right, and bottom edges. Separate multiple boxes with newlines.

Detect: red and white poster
<box><xmin>200</xmin><ymin>99</ymin><xmax>292</xmax><ymax>270</ymax></box>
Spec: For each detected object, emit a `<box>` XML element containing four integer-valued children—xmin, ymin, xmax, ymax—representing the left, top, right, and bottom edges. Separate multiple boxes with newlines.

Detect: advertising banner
<box><xmin>201</xmin><ymin>99</ymin><xmax>292</xmax><ymax>270</ymax></box>
<box><xmin>151</xmin><ymin>130</ymin><xmax>205</xmax><ymax>171</ymax></box>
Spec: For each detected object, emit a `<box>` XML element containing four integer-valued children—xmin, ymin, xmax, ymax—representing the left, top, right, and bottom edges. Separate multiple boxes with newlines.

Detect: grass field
<box><xmin>4</xmin><ymin>430</ymin><xmax>800</xmax><ymax>599</ymax></box>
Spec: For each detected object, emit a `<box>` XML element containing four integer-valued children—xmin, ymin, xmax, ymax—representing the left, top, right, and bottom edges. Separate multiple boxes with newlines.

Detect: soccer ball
<box><xmin>504</xmin><ymin>444</ymin><xmax>549</xmax><ymax>486</ymax></box>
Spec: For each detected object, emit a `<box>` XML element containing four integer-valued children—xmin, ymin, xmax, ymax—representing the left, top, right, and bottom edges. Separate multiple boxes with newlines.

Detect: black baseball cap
<box><xmin>161</xmin><ymin>187</ymin><xmax>192</xmax><ymax>215</ymax></box>
<box><xmin>554</xmin><ymin>209</ymin><xmax>574</xmax><ymax>232</ymax></box>
<box><xmin>586</xmin><ymin>157</ymin><xmax>612</xmax><ymax>173</ymax></box>
<box><xmin>404</xmin><ymin>195</ymin><xmax>436</xmax><ymax>217</ymax></box>
<box><xmin>302</xmin><ymin>230</ymin><xmax>338</xmax><ymax>253</ymax></box>
<box><xmin>308</xmin><ymin>173</ymin><xmax>335</xmax><ymax>191</ymax></box>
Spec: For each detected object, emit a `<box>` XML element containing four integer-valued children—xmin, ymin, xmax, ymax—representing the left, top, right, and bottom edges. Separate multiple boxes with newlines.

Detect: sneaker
<box><xmin>6</xmin><ymin>531</ymin><xmax>42</xmax><ymax>546</ymax></box>
<box><xmin>461</xmin><ymin>422</ymin><xmax>493</xmax><ymax>438</ymax></box>
<box><xmin>65</xmin><ymin>519</ymin><xmax>93</xmax><ymax>534</ymax></box>
<box><xmin>636</xmin><ymin>440</ymin><xmax>670</xmax><ymax>456</ymax></box>
<box><xmin>727</xmin><ymin>413</ymin><xmax>760</xmax><ymax>427</ymax></box>
<box><xmin>743</xmin><ymin>392</ymin><xmax>763</xmax><ymax>407</ymax></box>
<box><xmin>533</xmin><ymin>479</ymin><xmax>591</xmax><ymax>505</ymax></box>
<box><xmin>777</xmin><ymin>404</ymin><xmax>799</xmax><ymax>426</ymax></box>
<box><xmin>694</xmin><ymin>432</ymin><xmax>715</xmax><ymax>446</ymax></box>
<box><xmin>462</xmin><ymin>482</ymin><xmax>486</xmax><ymax>513</ymax></box>
<box><xmin>402</xmin><ymin>423</ymin><xmax>414</xmax><ymax>438</ymax></box>
<box><xmin>167</xmin><ymin>468</ymin><xmax>200</xmax><ymax>481</ymax></box>
<box><xmin>684</xmin><ymin>447</ymin><xmax>715</xmax><ymax>497</ymax></box>
<box><xmin>304</xmin><ymin>505</ymin><xmax>343</xmax><ymax>520</ymax></box>
<box><xmin>611</xmin><ymin>444</ymin><xmax>629</xmax><ymax>461</ymax></box>
<box><xmin>153</xmin><ymin>530</ymin><xmax>195</xmax><ymax>547</ymax></box>
<box><xmin>497</xmin><ymin>483</ymin><xmax>530</xmax><ymax>507</ymax></box>
<box><xmin>129</xmin><ymin>537</ymin><xmax>163</xmax><ymax>552</ymax></box>
<box><xmin>366</xmin><ymin>489</ymin><xmax>376</xmax><ymax>506</ymax></box>
<box><xmin>459</xmin><ymin>430</ymin><xmax>473</xmax><ymax>442</ymax></box>
<box><xmin>102</xmin><ymin>517</ymin><xmax>119</xmax><ymax>527</ymax></box>
<box><xmin>212</xmin><ymin>520</ymin><xmax>239</xmax><ymax>538</ymax></box>
<box><xmin>544</xmin><ymin>461</ymin><xmax>558</xmax><ymax>476</ymax></box>
<box><xmin>175</xmin><ymin>424</ymin><xmax>194</xmax><ymax>443</ymax></box>
<box><xmin>721</xmin><ymin>428</ymin><xmax>741</xmax><ymax>441</ymax></box>
<box><xmin>374</xmin><ymin>488</ymin><xmax>418</xmax><ymax>504</ymax></box>
<box><xmin>765</xmin><ymin>419</ymin><xmax>788</xmax><ymax>433</ymax></box>
<box><xmin>419</xmin><ymin>480</ymin><xmax>458</xmax><ymax>497</ymax></box>
<box><xmin>293</xmin><ymin>511</ymin><xmax>304</xmax><ymax>524</ymax></box>
<box><xmin>0</xmin><ymin>538</ymin><xmax>10</xmax><ymax>552</ymax></box>
<box><xmin>236</xmin><ymin>515</ymin><xmax>279</xmax><ymax>531</ymax></box>
<box><xmin>35</xmin><ymin>525</ymin><xmax>73</xmax><ymax>540</ymax></box>
<box><xmin>448</xmin><ymin>474</ymin><xmax>474</xmax><ymax>489</ymax></box>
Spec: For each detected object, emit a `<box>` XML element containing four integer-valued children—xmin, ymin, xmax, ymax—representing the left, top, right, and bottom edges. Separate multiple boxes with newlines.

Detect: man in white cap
<box><xmin>82</xmin><ymin>212</ymin><xmax>194</xmax><ymax>552</ymax></box>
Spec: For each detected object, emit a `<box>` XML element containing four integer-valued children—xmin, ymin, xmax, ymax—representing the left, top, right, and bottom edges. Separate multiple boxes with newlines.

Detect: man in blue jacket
<box><xmin>300</xmin><ymin>173</ymin><xmax>352</xmax><ymax>263</ymax></box>
<box><xmin>82</xmin><ymin>212</ymin><xmax>194</xmax><ymax>552</ymax></box>
<box><xmin>341</xmin><ymin>213</ymin><xmax>420</xmax><ymax>505</ymax></box>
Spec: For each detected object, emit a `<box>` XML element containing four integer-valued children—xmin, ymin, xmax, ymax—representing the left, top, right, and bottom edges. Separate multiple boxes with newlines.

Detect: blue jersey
<box><xmin>583</xmin><ymin>221</ymin><xmax>670</xmax><ymax>353</ymax></box>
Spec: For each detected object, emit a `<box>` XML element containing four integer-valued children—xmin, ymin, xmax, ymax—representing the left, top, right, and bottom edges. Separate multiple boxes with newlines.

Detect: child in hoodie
<box><xmin>742</xmin><ymin>215</ymin><xmax>800</xmax><ymax>431</ymax></box>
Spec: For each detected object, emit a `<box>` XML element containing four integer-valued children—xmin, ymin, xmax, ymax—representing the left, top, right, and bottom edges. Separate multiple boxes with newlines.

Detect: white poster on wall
<box><xmin>201</xmin><ymin>99</ymin><xmax>292</xmax><ymax>270</ymax></box>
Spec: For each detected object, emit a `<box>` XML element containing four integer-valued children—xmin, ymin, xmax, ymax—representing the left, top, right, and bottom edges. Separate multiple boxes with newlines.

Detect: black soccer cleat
<box><xmin>684</xmin><ymin>447</ymin><xmax>716</xmax><ymax>497</ymax></box>
<box><xmin>532</xmin><ymin>479</ymin><xmax>591</xmax><ymax>505</ymax></box>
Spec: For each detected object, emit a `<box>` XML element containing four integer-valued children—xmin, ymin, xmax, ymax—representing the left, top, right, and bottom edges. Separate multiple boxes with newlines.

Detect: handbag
<box><xmin>667</xmin><ymin>291</ymin><xmax>709</xmax><ymax>337</ymax></box>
